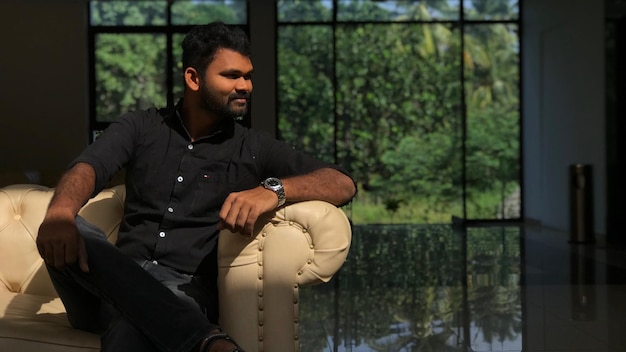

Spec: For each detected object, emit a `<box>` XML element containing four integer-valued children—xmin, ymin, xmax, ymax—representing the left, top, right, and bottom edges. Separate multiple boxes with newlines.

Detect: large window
<box><xmin>88</xmin><ymin>0</ymin><xmax>248</xmax><ymax>140</ymax></box>
<box><xmin>88</xmin><ymin>0</ymin><xmax>521</xmax><ymax>223</ymax></box>
<box><xmin>277</xmin><ymin>0</ymin><xmax>520</xmax><ymax>223</ymax></box>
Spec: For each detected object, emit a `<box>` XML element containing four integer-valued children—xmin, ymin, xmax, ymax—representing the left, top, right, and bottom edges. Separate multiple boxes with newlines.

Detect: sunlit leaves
<box><xmin>277</xmin><ymin>0</ymin><xmax>520</xmax><ymax>222</ymax></box>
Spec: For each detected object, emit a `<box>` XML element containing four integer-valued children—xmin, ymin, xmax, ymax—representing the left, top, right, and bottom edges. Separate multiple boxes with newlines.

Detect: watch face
<box><xmin>263</xmin><ymin>177</ymin><xmax>285</xmax><ymax>207</ymax></box>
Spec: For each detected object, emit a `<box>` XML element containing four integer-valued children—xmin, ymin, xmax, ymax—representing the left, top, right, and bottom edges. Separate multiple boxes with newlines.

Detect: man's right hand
<box><xmin>37</xmin><ymin>215</ymin><xmax>89</xmax><ymax>273</ymax></box>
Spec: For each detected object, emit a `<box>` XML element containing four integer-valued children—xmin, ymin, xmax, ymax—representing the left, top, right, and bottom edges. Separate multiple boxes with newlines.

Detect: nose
<box><xmin>235</xmin><ymin>77</ymin><xmax>252</xmax><ymax>92</ymax></box>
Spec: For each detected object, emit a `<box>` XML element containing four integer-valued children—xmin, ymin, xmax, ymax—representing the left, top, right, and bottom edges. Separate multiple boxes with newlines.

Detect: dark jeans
<box><xmin>46</xmin><ymin>216</ymin><xmax>218</xmax><ymax>352</ymax></box>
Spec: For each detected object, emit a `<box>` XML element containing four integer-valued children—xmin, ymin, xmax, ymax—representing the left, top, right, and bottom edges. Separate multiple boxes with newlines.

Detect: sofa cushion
<box><xmin>0</xmin><ymin>291</ymin><xmax>99</xmax><ymax>351</ymax></box>
<box><xmin>0</xmin><ymin>184</ymin><xmax>125</xmax><ymax>296</ymax></box>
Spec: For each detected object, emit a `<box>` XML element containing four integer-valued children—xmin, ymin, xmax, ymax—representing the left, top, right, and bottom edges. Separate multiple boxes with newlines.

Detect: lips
<box><xmin>231</xmin><ymin>98</ymin><xmax>247</xmax><ymax>105</ymax></box>
<box><xmin>230</xmin><ymin>93</ymin><xmax>250</xmax><ymax>101</ymax></box>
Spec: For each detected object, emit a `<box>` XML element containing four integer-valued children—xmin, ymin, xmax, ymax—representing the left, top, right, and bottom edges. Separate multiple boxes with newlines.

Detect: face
<box><xmin>197</xmin><ymin>48</ymin><xmax>253</xmax><ymax>120</ymax></box>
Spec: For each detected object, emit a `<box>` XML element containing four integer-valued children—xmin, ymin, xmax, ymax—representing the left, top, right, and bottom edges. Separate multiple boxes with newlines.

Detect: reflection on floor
<box><xmin>299</xmin><ymin>223</ymin><xmax>626</xmax><ymax>352</ymax></box>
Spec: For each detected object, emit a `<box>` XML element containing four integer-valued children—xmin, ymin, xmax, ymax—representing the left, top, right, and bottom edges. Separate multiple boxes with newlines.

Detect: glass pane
<box><xmin>95</xmin><ymin>34</ymin><xmax>167</xmax><ymax>122</ymax></box>
<box><xmin>277</xmin><ymin>25</ymin><xmax>335</xmax><ymax>163</ymax></box>
<box><xmin>337</xmin><ymin>0</ymin><xmax>460</xmax><ymax>22</ymax></box>
<box><xmin>336</xmin><ymin>23</ymin><xmax>463</xmax><ymax>224</ymax></box>
<box><xmin>466</xmin><ymin>226</ymin><xmax>522</xmax><ymax>351</ymax></box>
<box><xmin>277</xmin><ymin>0</ymin><xmax>333</xmax><ymax>22</ymax></box>
<box><xmin>464</xmin><ymin>24</ymin><xmax>520</xmax><ymax>219</ymax></box>
<box><xmin>463</xmin><ymin>0</ymin><xmax>519</xmax><ymax>21</ymax></box>
<box><xmin>171</xmin><ymin>0</ymin><xmax>247</xmax><ymax>25</ymax></box>
<box><xmin>90</xmin><ymin>1</ymin><xmax>167</xmax><ymax>26</ymax></box>
<box><xmin>300</xmin><ymin>224</ymin><xmax>523</xmax><ymax>350</ymax></box>
<box><xmin>300</xmin><ymin>224</ymin><xmax>465</xmax><ymax>350</ymax></box>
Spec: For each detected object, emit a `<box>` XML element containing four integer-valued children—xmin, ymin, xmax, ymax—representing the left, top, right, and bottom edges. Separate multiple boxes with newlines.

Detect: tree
<box><xmin>277</xmin><ymin>0</ymin><xmax>521</xmax><ymax>222</ymax></box>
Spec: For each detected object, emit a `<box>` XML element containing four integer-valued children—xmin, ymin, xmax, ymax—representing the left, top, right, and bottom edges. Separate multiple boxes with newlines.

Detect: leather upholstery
<box><xmin>0</xmin><ymin>184</ymin><xmax>351</xmax><ymax>352</ymax></box>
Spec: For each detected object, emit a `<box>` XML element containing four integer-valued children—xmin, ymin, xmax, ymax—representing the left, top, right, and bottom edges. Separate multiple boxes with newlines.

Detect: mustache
<box><xmin>229</xmin><ymin>93</ymin><xmax>250</xmax><ymax>100</ymax></box>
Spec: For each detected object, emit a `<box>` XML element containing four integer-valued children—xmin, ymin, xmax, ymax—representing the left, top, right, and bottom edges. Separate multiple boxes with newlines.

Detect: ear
<box><xmin>184</xmin><ymin>67</ymin><xmax>201</xmax><ymax>91</ymax></box>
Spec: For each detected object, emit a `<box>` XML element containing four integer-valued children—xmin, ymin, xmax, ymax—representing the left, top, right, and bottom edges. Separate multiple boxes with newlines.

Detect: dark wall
<box><xmin>606</xmin><ymin>15</ymin><xmax>626</xmax><ymax>243</ymax></box>
<box><xmin>0</xmin><ymin>0</ymin><xmax>89</xmax><ymax>187</ymax></box>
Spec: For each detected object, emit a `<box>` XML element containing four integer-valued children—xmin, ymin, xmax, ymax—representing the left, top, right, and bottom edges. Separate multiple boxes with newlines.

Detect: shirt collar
<box><xmin>173</xmin><ymin>99</ymin><xmax>236</xmax><ymax>142</ymax></box>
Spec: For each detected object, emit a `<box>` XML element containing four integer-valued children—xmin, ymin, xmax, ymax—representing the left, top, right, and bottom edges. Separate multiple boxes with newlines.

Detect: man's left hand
<box><xmin>217</xmin><ymin>186</ymin><xmax>279</xmax><ymax>237</ymax></box>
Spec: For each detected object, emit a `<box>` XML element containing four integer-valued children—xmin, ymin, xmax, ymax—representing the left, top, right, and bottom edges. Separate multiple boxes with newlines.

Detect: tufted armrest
<box><xmin>0</xmin><ymin>184</ymin><xmax>125</xmax><ymax>296</ymax></box>
<box><xmin>217</xmin><ymin>201</ymin><xmax>352</xmax><ymax>352</ymax></box>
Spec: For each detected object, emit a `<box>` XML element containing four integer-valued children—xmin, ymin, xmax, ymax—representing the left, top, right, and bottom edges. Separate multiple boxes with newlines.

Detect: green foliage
<box><xmin>95</xmin><ymin>34</ymin><xmax>167</xmax><ymax>121</ymax></box>
<box><xmin>277</xmin><ymin>0</ymin><xmax>332</xmax><ymax>22</ymax></box>
<box><xmin>171</xmin><ymin>1</ymin><xmax>246</xmax><ymax>25</ymax></box>
<box><xmin>277</xmin><ymin>25</ymin><xmax>336</xmax><ymax>162</ymax></box>
<box><xmin>91</xmin><ymin>1</ymin><xmax>167</xmax><ymax>26</ymax></box>
<box><xmin>277</xmin><ymin>0</ymin><xmax>520</xmax><ymax>223</ymax></box>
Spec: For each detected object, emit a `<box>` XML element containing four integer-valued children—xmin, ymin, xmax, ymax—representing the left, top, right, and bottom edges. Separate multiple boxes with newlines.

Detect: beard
<box><xmin>198</xmin><ymin>81</ymin><xmax>249</xmax><ymax>120</ymax></box>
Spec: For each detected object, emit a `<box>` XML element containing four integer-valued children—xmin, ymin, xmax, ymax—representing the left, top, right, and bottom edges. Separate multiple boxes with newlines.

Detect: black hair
<box><xmin>181</xmin><ymin>21</ymin><xmax>251</xmax><ymax>75</ymax></box>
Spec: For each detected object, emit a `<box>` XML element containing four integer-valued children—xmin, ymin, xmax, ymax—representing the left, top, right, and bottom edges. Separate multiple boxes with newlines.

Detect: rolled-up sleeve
<box><xmin>69</xmin><ymin>111</ymin><xmax>139</xmax><ymax>196</ymax></box>
<box><xmin>255</xmin><ymin>132</ymin><xmax>356</xmax><ymax>197</ymax></box>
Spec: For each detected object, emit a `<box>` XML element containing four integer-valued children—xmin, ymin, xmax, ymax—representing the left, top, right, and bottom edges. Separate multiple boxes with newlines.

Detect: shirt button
<box><xmin>167</xmin><ymin>207</ymin><xmax>174</xmax><ymax>213</ymax></box>
<box><xmin>187</xmin><ymin>144</ymin><xmax>194</xmax><ymax>150</ymax></box>
<box><xmin>159</xmin><ymin>231</ymin><xmax>166</xmax><ymax>238</ymax></box>
<box><xmin>177</xmin><ymin>176</ymin><xmax>183</xmax><ymax>182</ymax></box>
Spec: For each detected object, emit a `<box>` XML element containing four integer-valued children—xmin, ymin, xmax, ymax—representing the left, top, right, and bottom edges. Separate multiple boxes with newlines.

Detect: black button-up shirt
<box><xmin>72</xmin><ymin>103</ymin><xmax>350</xmax><ymax>274</ymax></box>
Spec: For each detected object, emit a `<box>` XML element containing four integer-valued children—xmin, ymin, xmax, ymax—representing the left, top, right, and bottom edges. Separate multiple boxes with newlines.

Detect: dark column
<box><xmin>606</xmin><ymin>12</ymin><xmax>626</xmax><ymax>244</ymax></box>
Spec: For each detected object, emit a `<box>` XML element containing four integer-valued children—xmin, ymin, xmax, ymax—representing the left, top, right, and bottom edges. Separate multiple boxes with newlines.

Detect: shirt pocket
<box><xmin>190</xmin><ymin>171</ymin><xmax>233</xmax><ymax>218</ymax></box>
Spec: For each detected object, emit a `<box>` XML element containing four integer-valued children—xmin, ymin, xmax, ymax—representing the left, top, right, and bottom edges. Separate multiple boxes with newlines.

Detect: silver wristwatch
<box><xmin>261</xmin><ymin>177</ymin><xmax>286</xmax><ymax>208</ymax></box>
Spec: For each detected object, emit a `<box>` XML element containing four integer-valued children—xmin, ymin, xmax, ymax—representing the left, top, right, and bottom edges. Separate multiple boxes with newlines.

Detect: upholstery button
<box><xmin>13</xmin><ymin>214</ymin><xmax>21</xmax><ymax>220</ymax></box>
<box><xmin>152</xmin><ymin>260</ymin><xmax>158</xmax><ymax>265</ymax></box>
<box><xmin>289</xmin><ymin>221</ymin><xmax>294</xmax><ymax>226</ymax></box>
<box><xmin>187</xmin><ymin>144</ymin><xmax>194</xmax><ymax>150</ymax></box>
<box><xmin>177</xmin><ymin>176</ymin><xmax>183</xmax><ymax>182</ymax></box>
<box><xmin>302</xmin><ymin>228</ymin><xmax>307</xmax><ymax>233</ymax></box>
<box><xmin>159</xmin><ymin>232</ymin><xmax>166</xmax><ymax>238</ymax></box>
<box><xmin>294</xmin><ymin>318</ymin><xmax>299</xmax><ymax>323</ymax></box>
<box><xmin>307</xmin><ymin>259</ymin><xmax>312</xmax><ymax>264</ymax></box>
<box><xmin>258</xmin><ymin>246</ymin><xmax>263</xmax><ymax>251</ymax></box>
<box><xmin>167</xmin><ymin>207</ymin><xmax>174</xmax><ymax>213</ymax></box>
<box><xmin>310</xmin><ymin>244</ymin><xmax>314</xmax><ymax>249</ymax></box>
<box><xmin>258</xmin><ymin>292</ymin><xmax>263</xmax><ymax>297</ymax></box>
<box><xmin>258</xmin><ymin>337</ymin><xmax>263</xmax><ymax>342</ymax></box>
<box><xmin>294</xmin><ymin>335</ymin><xmax>299</xmax><ymax>340</ymax></box>
<box><xmin>258</xmin><ymin>261</ymin><xmax>263</xmax><ymax>266</ymax></box>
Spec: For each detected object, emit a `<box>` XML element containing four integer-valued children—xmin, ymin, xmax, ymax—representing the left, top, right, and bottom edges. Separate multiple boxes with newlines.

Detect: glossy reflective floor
<box><xmin>299</xmin><ymin>224</ymin><xmax>626</xmax><ymax>352</ymax></box>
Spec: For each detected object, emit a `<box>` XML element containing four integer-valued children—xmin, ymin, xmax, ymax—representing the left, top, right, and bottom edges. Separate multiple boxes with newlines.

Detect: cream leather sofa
<box><xmin>0</xmin><ymin>184</ymin><xmax>351</xmax><ymax>352</ymax></box>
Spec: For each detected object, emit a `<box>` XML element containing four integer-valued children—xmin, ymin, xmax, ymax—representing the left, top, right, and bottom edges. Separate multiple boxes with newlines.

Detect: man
<box><xmin>36</xmin><ymin>21</ymin><xmax>355</xmax><ymax>352</ymax></box>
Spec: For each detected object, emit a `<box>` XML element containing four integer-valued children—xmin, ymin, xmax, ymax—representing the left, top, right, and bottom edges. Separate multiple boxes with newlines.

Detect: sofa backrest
<box><xmin>0</xmin><ymin>184</ymin><xmax>125</xmax><ymax>296</ymax></box>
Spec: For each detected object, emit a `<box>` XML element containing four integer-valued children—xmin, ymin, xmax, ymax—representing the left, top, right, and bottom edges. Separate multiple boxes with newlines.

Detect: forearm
<box><xmin>46</xmin><ymin>162</ymin><xmax>96</xmax><ymax>219</ymax></box>
<box><xmin>282</xmin><ymin>167</ymin><xmax>356</xmax><ymax>207</ymax></box>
